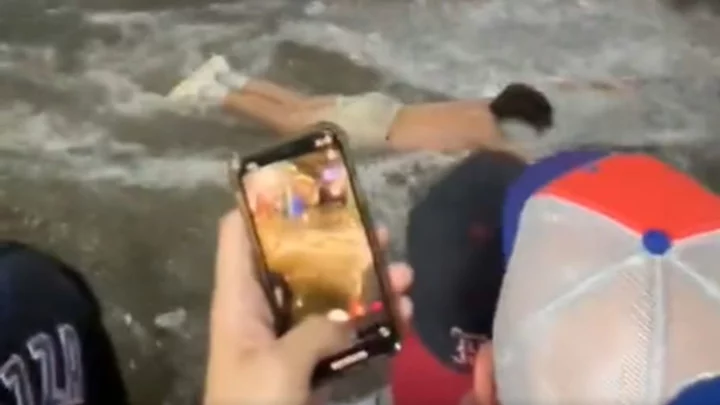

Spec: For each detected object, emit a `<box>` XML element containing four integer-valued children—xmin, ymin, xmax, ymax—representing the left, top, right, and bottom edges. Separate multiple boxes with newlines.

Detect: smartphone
<box><xmin>230</xmin><ymin>123</ymin><xmax>402</xmax><ymax>383</ymax></box>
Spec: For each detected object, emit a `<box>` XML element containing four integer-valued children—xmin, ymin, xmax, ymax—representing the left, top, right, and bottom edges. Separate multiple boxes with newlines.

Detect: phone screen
<box><xmin>237</xmin><ymin>128</ymin><xmax>399</xmax><ymax>378</ymax></box>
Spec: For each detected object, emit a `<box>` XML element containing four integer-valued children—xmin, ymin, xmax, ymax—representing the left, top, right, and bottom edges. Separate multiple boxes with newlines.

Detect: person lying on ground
<box><xmin>166</xmin><ymin>55</ymin><xmax>553</xmax><ymax>154</ymax></box>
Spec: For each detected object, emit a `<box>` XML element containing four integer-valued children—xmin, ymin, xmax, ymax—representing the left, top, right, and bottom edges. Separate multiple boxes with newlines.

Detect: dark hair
<box><xmin>489</xmin><ymin>83</ymin><xmax>554</xmax><ymax>135</ymax></box>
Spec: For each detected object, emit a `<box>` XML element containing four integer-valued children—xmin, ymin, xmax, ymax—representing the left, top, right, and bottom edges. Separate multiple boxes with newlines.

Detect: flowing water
<box><xmin>1</xmin><ymin>0</ymin><xmax>720</xmax><ymax>403</ymax></box>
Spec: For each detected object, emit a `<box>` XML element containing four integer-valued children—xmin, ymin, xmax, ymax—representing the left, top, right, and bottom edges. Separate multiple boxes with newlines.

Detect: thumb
<box><xmin>276</xmin><ymin>315</ymin><xmax>353</xmax><ymax>374</ymax></box>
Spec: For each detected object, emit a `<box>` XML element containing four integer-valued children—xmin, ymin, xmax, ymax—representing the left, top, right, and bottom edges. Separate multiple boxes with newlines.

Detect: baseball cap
<box><xmin>494</xmin><ymin>152</ymin><xmax>720</xmax><ymax>403</ymax></box>
<box><xmin>391</xmin><ymin>150</ymin><xmax>527</xmax><ymax>405</ymax></box>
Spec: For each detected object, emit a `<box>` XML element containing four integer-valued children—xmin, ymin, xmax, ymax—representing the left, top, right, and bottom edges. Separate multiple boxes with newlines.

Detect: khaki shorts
<box><xmin>322</xmin><ymin>92</ymin><xmax>403</xmax><ymax>150</ymax></box>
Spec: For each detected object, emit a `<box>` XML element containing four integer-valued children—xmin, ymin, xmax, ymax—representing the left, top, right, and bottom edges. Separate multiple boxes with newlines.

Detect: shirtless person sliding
<box><xmin>166</xmin><ymin>55</ymin><xmax>553</xmax><ymax>153</ymax></box>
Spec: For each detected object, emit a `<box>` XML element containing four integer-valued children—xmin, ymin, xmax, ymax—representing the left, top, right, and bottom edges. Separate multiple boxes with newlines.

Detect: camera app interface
<box><xmin>242</xmin><ymin>138</ymin><xmax>388</xmax><ymax>334</ymax></box>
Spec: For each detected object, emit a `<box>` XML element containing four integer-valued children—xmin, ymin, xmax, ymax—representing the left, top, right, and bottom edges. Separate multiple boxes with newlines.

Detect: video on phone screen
<box><xmin>242</xmin><ymin>143</ymin><xmax>387</xmax><ymax>333</ymax></box>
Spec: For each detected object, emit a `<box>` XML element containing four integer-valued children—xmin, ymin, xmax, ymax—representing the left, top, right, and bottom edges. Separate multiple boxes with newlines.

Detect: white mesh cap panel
<box><xmin>493</xmin><ymin>196</ymin><xmax>639</xmax><ymax>347</ymax></box>
<box><xmin>663</xmin><ymin>231</ymin><xmax>720</xmax><ymax>400</ymax></box>
<box><xmin>493</xmin><ymin>197</ymin><xmax>720</xmax><ymax>404</ymax></box>
<box><xmin>494</xmin><ymin>195</ymin><xmax>651</xmax><ymax>404</ymax></box>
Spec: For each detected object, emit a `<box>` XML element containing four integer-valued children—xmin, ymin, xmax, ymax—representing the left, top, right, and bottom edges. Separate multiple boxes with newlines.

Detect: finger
<box><xmin>277</xmin><ymin>315</ymin><xmax>353</xmax><ymax>373</ymax></box>
<box><xmin>387</xmin><ymin>263</ymin><xmax>413</xmax><ymax>333</ymax></box>
<box><xmin>388</xmin><ymin>263</ymin><xmax>413</xmax><ymax>295</ymax></box>
<box><xmin>397</xmin><ymin>295</ymin><xmax>413</xmax><ymax>321</ymax></box>
<box><xmin>393</xmin><ymin>295</ymin><xmax>413</xmax><ymax>336</ymax></box>
<box><xmin>215</xmin><ymin>210</ymin><xmax>254</xmax><ymax>287</ymax></box>
<box><xmin>472</xmin><ymin>342</ymin><xmax>499</xmax><ymax>405</ymax></box>
<box><xmin>211</xmin><ymin>210</ymin><xmax>274</xmax><ymax>347</ymax></box>
<box><xmin>214</xmin><ymin>210</ymin><xmax>264</xmax><ymax>305</ymax></box>
<box><xmin>375</xmin><ymin>226</ymin><xmax>389</xmax><ymax>250</ymax></box>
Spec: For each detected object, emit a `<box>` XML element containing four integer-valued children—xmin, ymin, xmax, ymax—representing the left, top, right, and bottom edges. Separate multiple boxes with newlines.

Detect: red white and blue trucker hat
<box><xmin>494</xmin><ymin>151</ymin><xmax>720</xmax><ymax>404</ymax></box>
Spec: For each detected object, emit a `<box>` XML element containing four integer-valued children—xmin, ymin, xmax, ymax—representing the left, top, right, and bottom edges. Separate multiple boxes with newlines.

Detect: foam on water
<box><xmin>0</xmin><ymin>3</ymin><xmax>276</xmax><ymax>188</ymax></box>
<box><xmin>0</xmin><ymin>0</ymin><xmax>706</xmax><ymax>192</ymax></box>
<box><xmin>0</xmin><ymin>102</ymin><xmax>226</xmax><ymax>189</ymax></box>
<box><xmin>1</xmin><ymin>0</ymin><xmax>718</xmax><ymax>194</ymax></box>
<box><xmin>282</xmin><ymin>0</ymin><xmax>684</xmax><ymax>93</ymax></box>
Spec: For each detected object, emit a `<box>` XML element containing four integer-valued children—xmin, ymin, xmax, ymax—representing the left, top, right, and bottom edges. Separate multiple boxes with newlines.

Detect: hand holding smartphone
<box><xmin>229</xmin><ymin>123</ymin><xmax>402</xmax><ymax>384</ymax></box>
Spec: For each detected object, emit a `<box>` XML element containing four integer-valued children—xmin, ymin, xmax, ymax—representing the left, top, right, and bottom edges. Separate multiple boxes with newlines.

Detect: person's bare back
<box><xmin>388</xmin><ymin>84</ymin><xmax>554</xmax><ymax>154</ymax></box>
<box><xmin>388</xmin><ymin>100</ymin><xmax>502</xmax><ymax>153</ymax></box>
